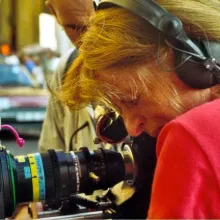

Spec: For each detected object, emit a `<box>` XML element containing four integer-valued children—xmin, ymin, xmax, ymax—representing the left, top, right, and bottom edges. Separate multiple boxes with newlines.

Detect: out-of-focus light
<box><xmin>0</xmin><ymin>44</ymin><xmax>11</xmax><ymax>56</ymax></box>
<box><xmin>39</xmin><ymin>13</ymin><xmax>57</xmax><ymax>51</ymax></box>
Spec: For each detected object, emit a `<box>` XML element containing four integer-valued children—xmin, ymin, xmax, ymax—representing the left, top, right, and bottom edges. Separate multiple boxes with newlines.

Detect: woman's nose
<box><xmin>123</xmin><ymin>115</ymin><xmax>145</xmax><ymax>137</ymax></box>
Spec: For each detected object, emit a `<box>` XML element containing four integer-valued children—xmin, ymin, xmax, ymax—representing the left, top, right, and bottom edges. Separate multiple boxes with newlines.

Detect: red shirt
<box><xmin>148</xmin><ymin>99</ymin><xmax>220</xmax><ymax>219</ymax></box>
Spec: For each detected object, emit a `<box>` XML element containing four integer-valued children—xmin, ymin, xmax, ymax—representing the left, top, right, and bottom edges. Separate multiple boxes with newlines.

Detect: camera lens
<box><xmin>0</xmin><ymin>146</ymin><xmax>135</xmax><ymax>218</ymax></box>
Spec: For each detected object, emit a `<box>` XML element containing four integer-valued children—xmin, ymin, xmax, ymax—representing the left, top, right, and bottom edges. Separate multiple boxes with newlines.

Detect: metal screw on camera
<box><xmin>206</xmin><ymin>64</ymin><xmax>210</xmax><ymax>69</ymax></box>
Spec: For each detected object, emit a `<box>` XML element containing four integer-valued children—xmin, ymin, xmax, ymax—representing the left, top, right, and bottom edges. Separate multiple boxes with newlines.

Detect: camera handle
<box><xmin>37</xmin><ymin>210</ymin><xmax>111</xmax><ymax>220</ymax></box>
<box><xmin>34</xmin><ymin>190</ymin><xmax>117</xmax><ymax>219</ymax></box>
<box><xmin>34</xmin><ymin>193</ymin><xmax>116</xmax><ymax>220</ymax></box>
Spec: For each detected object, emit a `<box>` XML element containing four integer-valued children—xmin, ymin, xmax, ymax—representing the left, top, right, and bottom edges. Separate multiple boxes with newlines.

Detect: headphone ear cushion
<box><xmin>174</xmin><ymin>49</ymin><xmax>216</xmax><ymax>89</ymax></box>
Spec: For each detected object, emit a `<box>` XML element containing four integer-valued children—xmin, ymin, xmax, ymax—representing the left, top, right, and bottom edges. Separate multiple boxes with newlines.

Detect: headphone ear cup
<box><xmin>174</xmin><ymin>49</ymin><xmax>216</xmax><ymax>89</ymax></box>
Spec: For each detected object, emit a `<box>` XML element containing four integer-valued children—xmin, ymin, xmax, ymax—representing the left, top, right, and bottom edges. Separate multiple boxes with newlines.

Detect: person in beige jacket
<box><xmin>39</xmin><ymin>0</ymin><xmax>101</xmax><ymax>152</ymax></box>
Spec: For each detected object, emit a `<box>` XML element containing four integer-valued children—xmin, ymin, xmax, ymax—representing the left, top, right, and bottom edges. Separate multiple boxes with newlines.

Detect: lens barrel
<box><xmin>0</xmin><ymin>145</ymin><xmax>134</xmax><ymax>218</ymax></box>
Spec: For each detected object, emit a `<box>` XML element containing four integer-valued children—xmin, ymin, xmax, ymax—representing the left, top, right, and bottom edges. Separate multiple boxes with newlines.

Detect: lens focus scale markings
<box><xmin>27</xmin><ymin>154</ymin><xmax>40</xmax><ymax>201</ymax></box>
<box><xmin>34</xmin><ymin>153</ymin><xmax>46</xmax><ymax>201</ymax></box>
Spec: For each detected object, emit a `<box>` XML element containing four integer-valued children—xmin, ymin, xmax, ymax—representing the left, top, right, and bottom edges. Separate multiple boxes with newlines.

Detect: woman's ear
<box><xmin>45</xmin><ymin>1</ymin><xmax>58</xmax><ymax>19</ymax></box>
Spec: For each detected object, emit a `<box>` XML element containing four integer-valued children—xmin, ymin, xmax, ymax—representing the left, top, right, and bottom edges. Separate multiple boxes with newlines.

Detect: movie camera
<box><xmin>0</xmin><ymin>113</ymin><xmax>135</xmax><ymax>219</ymax></box>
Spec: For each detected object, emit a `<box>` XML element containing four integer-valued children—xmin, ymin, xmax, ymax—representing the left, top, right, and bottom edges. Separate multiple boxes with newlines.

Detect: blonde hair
<box><xmin>58</xmin><ymin>0</ymin><xmax>220</xmax><ymax>111</ymax></box>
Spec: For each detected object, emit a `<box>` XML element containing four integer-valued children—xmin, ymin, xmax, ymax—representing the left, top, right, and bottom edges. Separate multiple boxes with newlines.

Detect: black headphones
<box><xmin>97</xmin><ymin>0</ymin><xmax>220</xmax><ymax>89</ymax></box>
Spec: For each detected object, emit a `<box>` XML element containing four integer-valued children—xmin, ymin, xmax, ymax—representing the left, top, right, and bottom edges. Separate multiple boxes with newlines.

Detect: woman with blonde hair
<box><xmin>59</xmin><ymin>0</ymin><xmax>220</xmax><ymax>218</ymax></box>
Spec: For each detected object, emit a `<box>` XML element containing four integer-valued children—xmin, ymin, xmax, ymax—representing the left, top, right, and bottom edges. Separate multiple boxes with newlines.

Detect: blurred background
<box><xmin>0</xmin><ymin>0</ymin><xmax>73</xmax><ymax>154</ymax></box>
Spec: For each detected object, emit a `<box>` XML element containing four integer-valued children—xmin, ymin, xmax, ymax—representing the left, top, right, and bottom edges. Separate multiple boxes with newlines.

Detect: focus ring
<box><xmin>48</xmin><ymin>150</ymin><xmax>61</xmax><ymax>208</ymax></box>
<box><xmin>41</xmin><ymin>153</ymin><xmax>55</xmax><ymax>201</ymax></box>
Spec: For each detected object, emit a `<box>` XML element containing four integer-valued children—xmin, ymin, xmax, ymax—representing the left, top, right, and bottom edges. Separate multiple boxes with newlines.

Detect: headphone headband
<box><xmin>99</xmin><ymin>0</ymin><xmax>179</xmax><ymax>35</ymax></box>
<box><xmin>98</xmin><ymin>0</ymin><xmax>205</xmax><ymax>59</ymax></box>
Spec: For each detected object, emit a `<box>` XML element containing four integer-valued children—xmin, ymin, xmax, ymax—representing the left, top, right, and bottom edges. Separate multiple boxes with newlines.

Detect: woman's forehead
<box><xmin>98</xmin><ymin>64</ymin><xmax>148</xmax><ymax>84</ymax></box>
<box><xmin>97</xmin><ymin>65</ymin><xmax>147</xmax><ymax>99</ymax></box>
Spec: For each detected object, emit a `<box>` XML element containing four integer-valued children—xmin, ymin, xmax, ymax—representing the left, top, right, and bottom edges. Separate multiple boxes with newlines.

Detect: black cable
<box><xmin>69</xmin><ymin>121</ymin><xmax>89</xmax><ymax>151</ymax></box>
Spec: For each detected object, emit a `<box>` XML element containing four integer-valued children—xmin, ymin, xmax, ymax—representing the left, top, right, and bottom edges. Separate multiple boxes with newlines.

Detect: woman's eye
<box><xmin>129</xmin><ymin>99</ymin><xmax>139</xmax><ymax>105</ymax></box>
<box><xmin>121</xmin><ymin>98</ymin><xmax>139</xmax><ymax>107</ymax></box>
